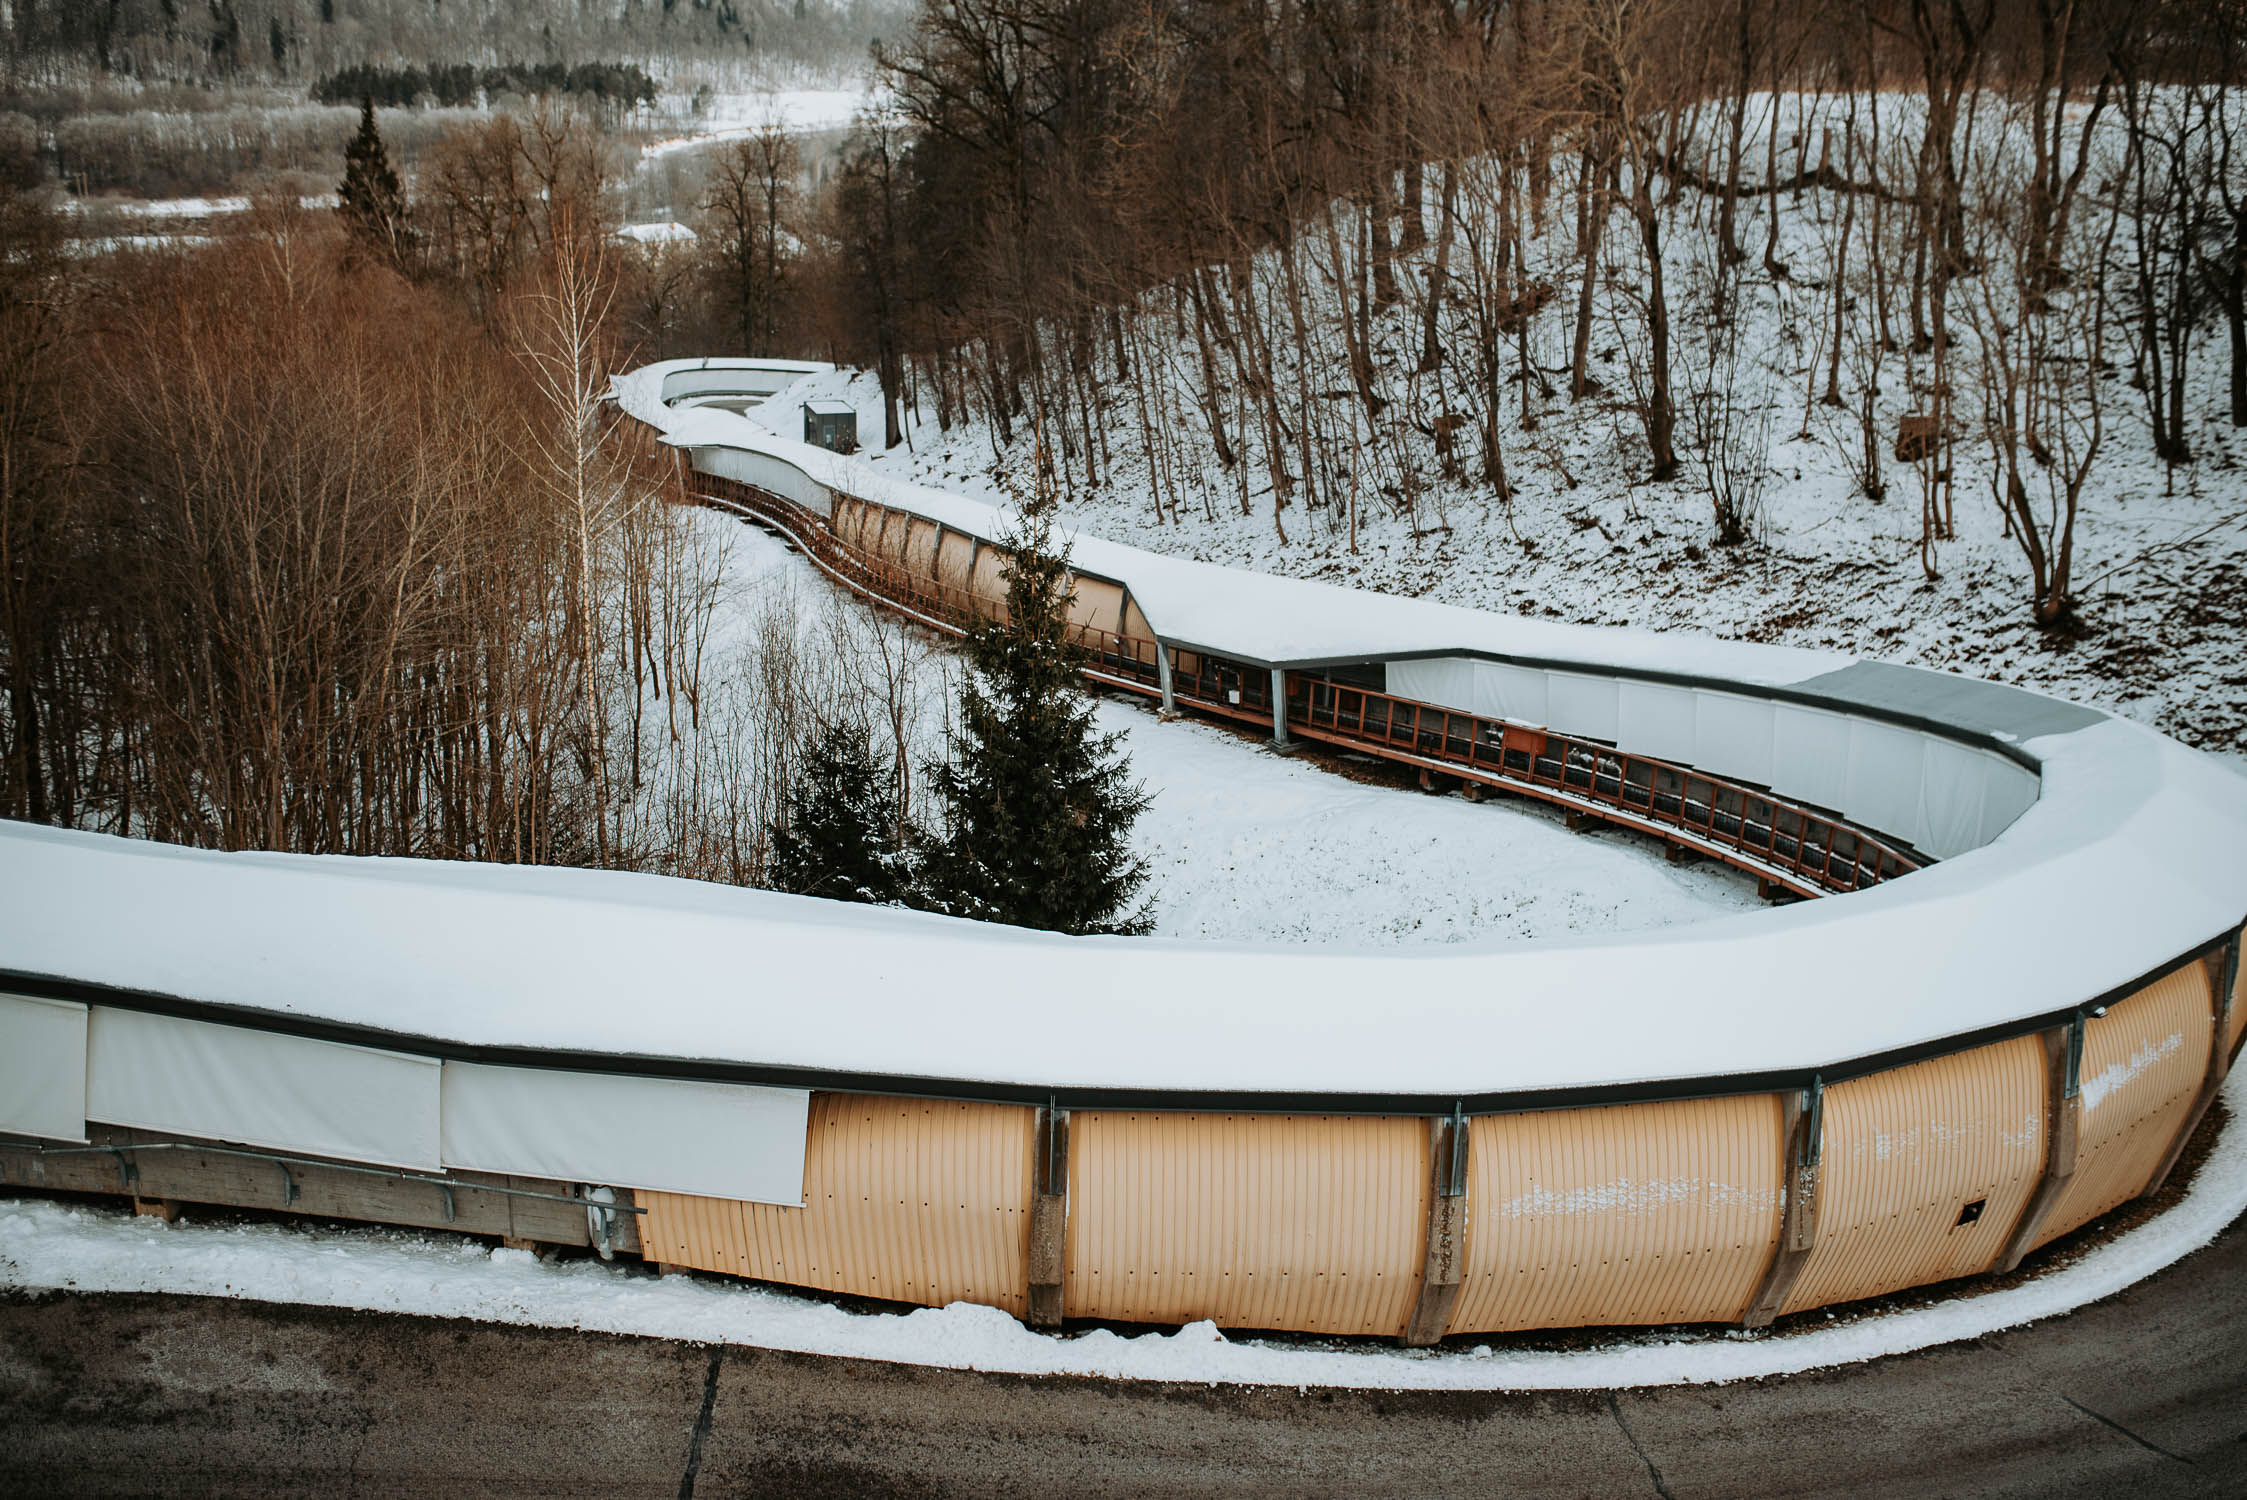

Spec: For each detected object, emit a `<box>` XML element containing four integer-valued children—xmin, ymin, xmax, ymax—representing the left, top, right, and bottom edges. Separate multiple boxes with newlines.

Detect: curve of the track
<box><xmin>4</xmin><ymin>1213</ymin><xmax>2242</xmax><ymax>1499</ymax></box>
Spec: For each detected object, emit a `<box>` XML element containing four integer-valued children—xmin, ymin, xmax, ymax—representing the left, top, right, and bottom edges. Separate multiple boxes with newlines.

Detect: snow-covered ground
<box><xmin>1106</xmin><ymin>701</ymin><xmax>1757</xmax><ymax>944</ymax></box>
<box><xmin>5</xmin><ymin>1063</ymin><xmax>2239</xmax><ymax>1390</ymax></box>
<box><xmin>640</xmin><ymin>87</ymin><xmax>874</xmax><ymax>159</ymax></box>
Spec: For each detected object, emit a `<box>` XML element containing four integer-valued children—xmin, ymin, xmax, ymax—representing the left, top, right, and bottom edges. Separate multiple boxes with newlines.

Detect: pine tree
<box><xmin>920</xmin><ymin>479</ymin><xmax>1153</xmax><ymax>935</ymax></box>
<box><xmin>338</xmin><ymin>96</ymin><xmax>410</xmax><ymax>267</ymax></box>
<box><xmin>767</xmin><ymin>718</ymin><xmax>908</xmax><ymax>905</ymax></box>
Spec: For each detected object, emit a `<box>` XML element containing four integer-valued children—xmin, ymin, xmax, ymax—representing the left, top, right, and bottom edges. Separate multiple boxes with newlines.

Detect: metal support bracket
<box><xmin>1997</xmin><ymin>1016</ymin><xmax>2088</xmax><ymax>1272</ymax></box>
<box><xmin>1403</xmin><ymin>1105</ymin><xmax>1471</xmax><ymax>1346</ymax></box>
<box><xmin>1742</xmin><ymin>1075</ymin><xmax>1825</xmax><ymax>1329</ymax></box>
<box><xmin>1027</xmin><ymin>1100</ymin><xmax>1070</xmax><ymax>1329</ymax></box>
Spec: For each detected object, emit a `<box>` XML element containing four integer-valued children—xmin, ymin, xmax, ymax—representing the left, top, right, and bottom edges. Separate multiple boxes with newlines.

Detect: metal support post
<box><xmin>1402</xmin><ymin>1105</ymin><xmax>1470</xmax><ymax>1346</ymax></box>
<box><xmin>1027</xmin><ymin>1102</ymin><xmax>1070</xmax><ymax>1328</ymax></box>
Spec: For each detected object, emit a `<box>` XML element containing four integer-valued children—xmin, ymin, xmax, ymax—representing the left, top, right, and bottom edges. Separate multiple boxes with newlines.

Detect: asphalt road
<box><xmin>4</xmin><ymin>1215</ymin><xmax>2244</xmax><ymax>1498</ymax></box>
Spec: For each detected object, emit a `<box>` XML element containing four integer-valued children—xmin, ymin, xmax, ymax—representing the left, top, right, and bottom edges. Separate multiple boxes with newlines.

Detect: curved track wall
<box><xmin>2</xmin><ymin>359</ymin><xmax>2242</xmax><ymax>1349</ymax></box>
<box><xmin>603</xmin><ymin>371</ymin><xmax>2247</xmax><ymax>1341</ymax></box>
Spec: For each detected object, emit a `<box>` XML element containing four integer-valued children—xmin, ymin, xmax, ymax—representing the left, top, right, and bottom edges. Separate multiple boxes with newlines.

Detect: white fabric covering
<box><xmin>0</xmin><ymin>993</ymin><xmax>88</xmax><ymax>1142</ymax></box>
<box><xmin>1845</xmin><ymin>718</ymin><xmax>1929</xmax><ymax>853</ymax></box>
<box><xmin>439</xmin><ymin>1062</ymin><xmax>810</xmax><ymax>1205</ymax></box>
<box><xmin>1482</xmin><ymin>661</ymin><xmax>1548</xmax><ymax>726</ymax></box>
<box><xmin>1618</xmin><ymin>682</ymin><xmax>1700</xmax><ymax>765</ymax></box>
<box><xmin>690</xmin><ymin>443</ymin><xmax>834</xmax><ymax>519</ymax></box>
<box><xmin>1979</xmin><ymin>758</ymin><xmax>2039</xmax><ymax>846</ymax></box>
<box><xmin>1385</xmin><ymin>658</ymin><xmax>1478</xmax><ymax>720</ymax></box>
<box><xmin>1694</xmin><ymin>691</ymin><xmax>1778</xmax><ymax>786</ymax></box>
<box><xmin>1771</xmin><ymin>704</ymin><xmax>1854</xmax><ymax>811</ymax></box>
<box><xmin>85</xmin><ymin>1007</ymin><xmax>440</xmax><ymax>1168</ymax></box>
<box><xmin>1547</xmin><ymin>671</ymin><xmax>1622</xmax><ymax>742</ymax></box>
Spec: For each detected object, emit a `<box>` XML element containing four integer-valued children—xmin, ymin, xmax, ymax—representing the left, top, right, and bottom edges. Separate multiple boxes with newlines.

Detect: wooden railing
<box><xmin>1286</xmin><ymin>678</ymin><xmax>1920</xmax><ymax>892</ymax></box>
<box><xmin>681</xmin><ymin>467</ymin><xmax>1923</xmax><ymax>899</ymax></box>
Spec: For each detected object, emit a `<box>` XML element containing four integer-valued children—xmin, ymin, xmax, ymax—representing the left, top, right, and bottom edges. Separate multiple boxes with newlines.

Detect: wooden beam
<box><xmin>1742</xmin><ymin>1079</ymin><xmax>1824</xmax><ymax>1329</ymax></box>
<box><xmin>1997</xmin><ymin>1018</ymin><xmax>2085</xmax><ymax>1273</ymax></box>
<box><xmin>0</xmin><ymin>1125</ymin><xmax>640</xmax><ymax>1256</ymax></box>
<box><xmin>1027</xmin><ymin>1106</ymin><xmax>1070</xmax><ymax>1329</ymax></box>
<box><xmin>1401</xmin><ymin>1111</ymin><xmax>1470</xmax><ymax>1347</ymax></box>
<box><xmin>2147</xmin><ymin>937</ymin><xmax>2242</xmax><ymax>1197</ymax></box>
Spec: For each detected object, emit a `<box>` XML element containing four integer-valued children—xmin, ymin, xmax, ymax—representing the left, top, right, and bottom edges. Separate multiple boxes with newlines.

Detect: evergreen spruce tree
<box><xmin>767</xmin><ymin>718</ymin><xmax>908</xmax><ymax>904</ymax></box>
<box><xmin>920</xmin><ymin>479</ymin><xmax>1153</xmax><ymax>935</ymax></box>
<box><xmin>337</xmin><ymin>96</ymin><xmax>410</xmax><ymax>266</ymax></box>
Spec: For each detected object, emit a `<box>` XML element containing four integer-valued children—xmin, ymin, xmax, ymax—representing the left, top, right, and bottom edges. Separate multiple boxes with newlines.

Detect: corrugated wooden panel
<box><xmin>638</xmin><ymin>1094</ymin><xmax>1034</xmax><ymax>1315</ymax></box>
<box><xmin>1067</xmin><ymin>576</ymin><xmax>1125</xmax><ymax>635</ymax></box>
<box><xmin>970</xmin><ymin>544</ymin><xmax>1011</xmax><ymax>622</ymax></box>
<box><xmin>834</xmin><ymin>497</ymin><xmax>869</xmax><ymax>548</ymax></box>
<box><xmin>1122</xmin><ymin>597</ymin><xmax>1153</xmax><ymax>642</ymax></box>
<box><xmin>904</xmin><ymin>517</ymin><xmax>941</xmax><ymax>580</ymax></box>
<box><xmin>1066</xmin><ymin>1112</ymin><xmax>1427</xmax><ymax>1335</ymax></box>
<box><xmin>1449</xmin><ymin>1095</ymin><xmax>1782</xmax><ymax>1334</ymax></box>
<box><xmin>2038</xmin><ymin>965</ymin><xmax>2214</xmax><ymax>1246</ymax></box>
<box><xmin>872</xmin><ymin>505</ymin><xmax>910</xmax><ymax>566</ymax></box>
<box><xmin>935</xmin><ymin>529</ymin><xmax>976</xmax><ymax>593</ymax></box>
<box><xmin>1781</xmin><ymin>1037</ymin><xmax>2045</xmax><ymax>1314</ymax></box>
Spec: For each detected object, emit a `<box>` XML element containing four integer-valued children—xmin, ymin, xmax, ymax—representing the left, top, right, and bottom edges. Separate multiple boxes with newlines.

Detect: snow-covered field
<box><xmin>5</xmin><ymin>1063</ymin><xmax>2239</xmax><ymax>1390</ymax></box>
<box><xmin>1106</xmin><ymin>701</ymin><xmax>1758</xmax><ymax>944</ymax></box>
<box><xmin>640</xmin><ymin>87</ymin><xmax>874</xmax><ymax>159</ymax></box>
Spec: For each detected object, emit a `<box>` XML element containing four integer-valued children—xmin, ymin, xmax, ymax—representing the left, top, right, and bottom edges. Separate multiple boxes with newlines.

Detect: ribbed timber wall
<box><xmin>1781</xmin><ymin>1037</ymin><xmax>2045</xmax><ymax>1314</ymax></box>
<box><xmin>1448</xmin><ymin>1095</ymin><xmax>1783</xmax><ymax>1334</ymax></box>
<box><xmin>1065</xmin><ymin>1111</ymin><xmax>1427</xmax><ymax>1335</ymax></box>
<box><xmin>2037</xmin><ymin>965</ymin><xmax>2214</xmax><ymax>1247</ymax></box>
<box><xmin>638</xmin><ymin>1094</ymin><xmax>1036</xmax><ymax>1316</ymax></box>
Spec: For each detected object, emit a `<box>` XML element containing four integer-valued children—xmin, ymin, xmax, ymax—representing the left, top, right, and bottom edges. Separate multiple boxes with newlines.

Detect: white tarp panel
<box><xmin>1384</xmin><ymin>658</ymin><xmax>1479</xmax><ymax>718</ymax></box>
<box><xmin>1547</xmin><ymin>672</ymin><xmax>1621</xmax><ymax>742</ymax></box>
<box><xmin>1618</xmin><ymin>682</ymin><xmax>1699</xmax><ymax>765</ymax></box>
<box><xmin>85</xmin><ymin>1007</ymin><xmax>441</xmax><ymax>1168</ymax></box>
<box><xmin>1480</xmin><ymin>662</ymin><xmax>1549</xmax><ymax>726</ymax></box>
<box><xmin>1916</xmin><ymin>737</ymin><xmax>1991</xmax><ymax>860</ymax></box>
<box><xmin>1979</xmin><ymin>755</ymin><xmax>2040</xmax><ymax>847</ymax></box>
<box><xmin>0</xmin><ymin>993</ymin><xmax>88</xmax><ymax>1142</ymax></box>
<box><xmin>1692</xmin><ymin>691</ymin><xmax>1777</xmax><ymax>786</ymax></box>
<box><xmin>692</xmin><ymin>445</ymin><xmax>833</xmax><ymax>519</ymax></box>
<box><xmin>1771</xmin><ymin>704</ymin><xmax>1853</xmax><ymax>811</ymax></box>
<box><xmin>440</xmin><ymin>1062</ymin><xmax>810</xmax><ymax>1206</ymax></box>
<box><xmin>1845</xmin><ymin>718</ymin><xmax>1929</xmax><ymax>854</ymax></box>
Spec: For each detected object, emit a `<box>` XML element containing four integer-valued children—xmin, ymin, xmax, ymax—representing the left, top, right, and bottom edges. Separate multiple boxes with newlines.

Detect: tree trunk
<box><xmin>1418</xmin><ymin>161</ymin><xmax>1457</xmax><ymax>374</ymax></box>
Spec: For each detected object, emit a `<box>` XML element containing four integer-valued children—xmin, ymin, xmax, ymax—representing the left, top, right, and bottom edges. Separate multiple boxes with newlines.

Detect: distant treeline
<box><xmin>311</xmin><ymin>62</ymin><xmax>658</xmax><ymax>112</ymax></box>
<box><xmin>2</xmin><ymin>0</ymin><xmax>908</xmax><ymax>87</ymax></box>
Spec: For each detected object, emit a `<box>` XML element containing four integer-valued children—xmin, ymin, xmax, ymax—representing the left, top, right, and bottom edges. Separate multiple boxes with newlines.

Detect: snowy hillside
<box><xmin>789</xmin><ymin>92</ymin><xmax>2247</xmax><ymax>759</ymax></box>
